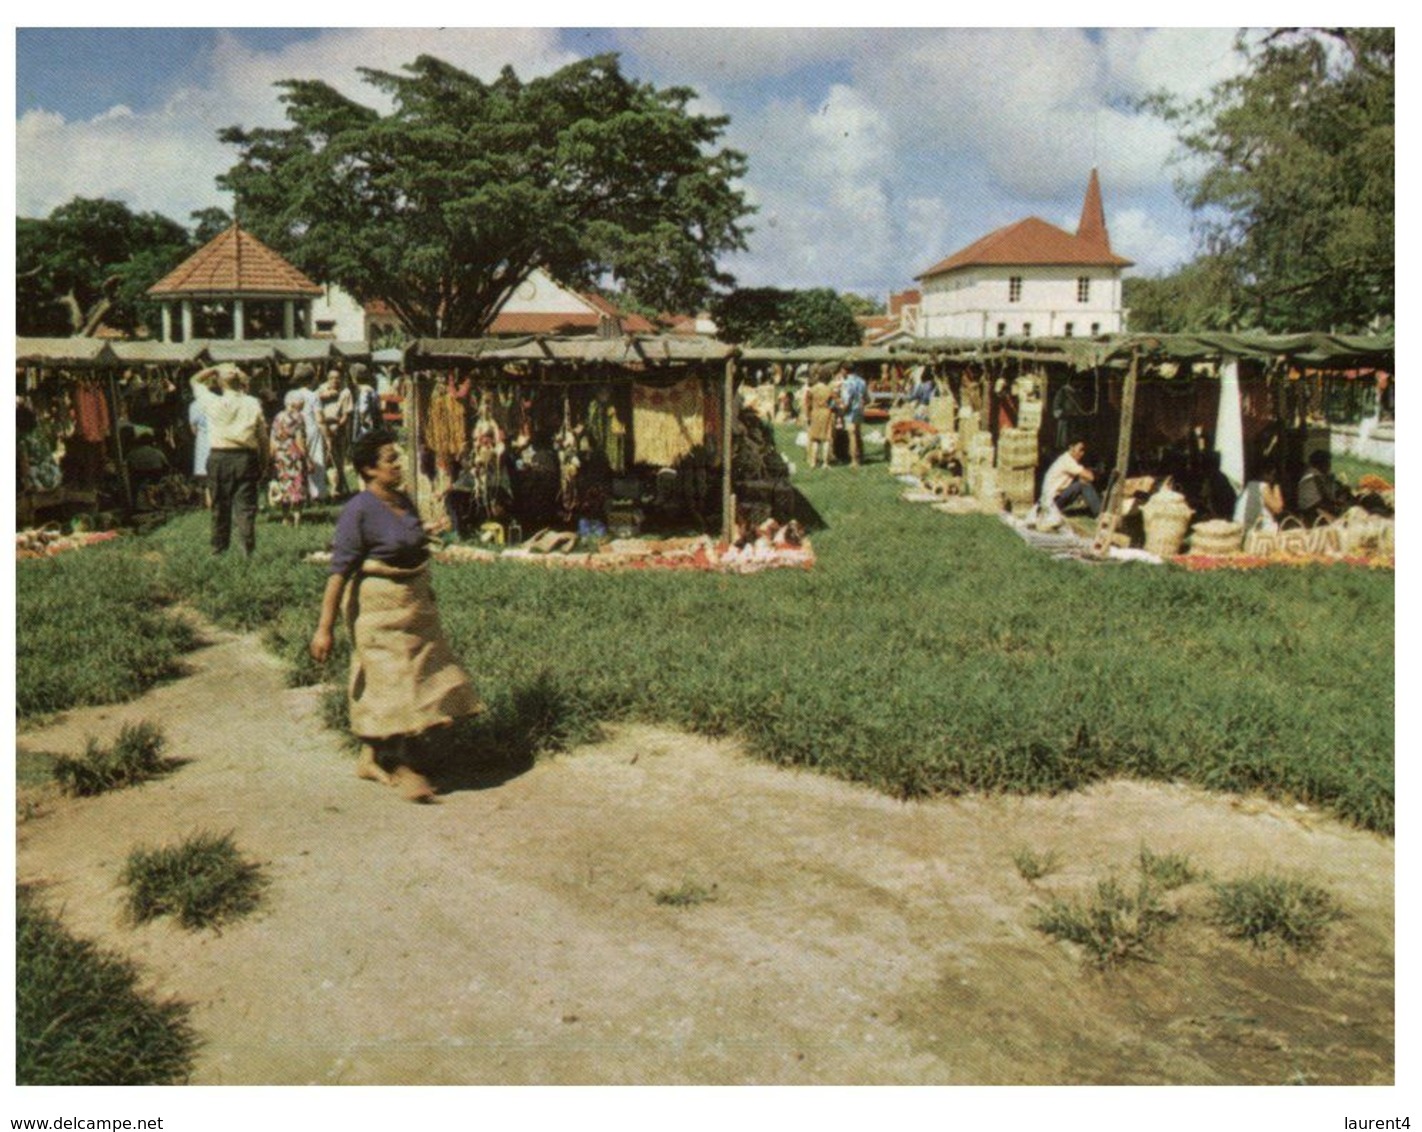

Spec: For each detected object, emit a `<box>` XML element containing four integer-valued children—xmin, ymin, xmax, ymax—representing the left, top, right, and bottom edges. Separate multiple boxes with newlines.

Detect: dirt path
<box><xmin>15</xmin><ymin>619</ymin><xmax>1394</xmax><ymax>1085</ymax></box>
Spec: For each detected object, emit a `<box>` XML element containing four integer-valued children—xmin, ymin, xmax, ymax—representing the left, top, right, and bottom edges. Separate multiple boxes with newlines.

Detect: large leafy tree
<box><xmin>1123</xmin><ymin>256</ymin><xmax>1241</xmax><ymax>333</ymax></box>
<box><xmin>1154</xmin><ymin>27</ymin><xmax>1393</xmax><ymax>332</ymax></box>
<box><xmin>217</xmin><ymin>54</ymin><xmax>753</xmax><ymax>338</ymax></box>
<box><xmin>710</xmin><ymin>286</ymin><xmax>861</xmax><ymax>348</ymax></box>
<box><xmin>17</xmin><ymin>198</ymin><xmax>192</xmax><ymax>337</ymax></box>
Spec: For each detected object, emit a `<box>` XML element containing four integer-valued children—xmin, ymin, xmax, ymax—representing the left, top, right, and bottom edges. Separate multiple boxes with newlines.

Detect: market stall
<box><xmin>15</xmin><ymin>336</ymin><xmax>384</xmax><ymax>527</ymax></box>
<box><xmin>907</xmin><ymin>329</ymin><xmax>1395</xmax><ymax>561</ymax></box>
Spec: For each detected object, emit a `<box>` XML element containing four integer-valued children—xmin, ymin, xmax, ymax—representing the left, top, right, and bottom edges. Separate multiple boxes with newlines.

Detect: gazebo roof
<box><xmin>148</xmin><ymin>223</ymin><xmax>324</xmax><ymax>299</ymax></box>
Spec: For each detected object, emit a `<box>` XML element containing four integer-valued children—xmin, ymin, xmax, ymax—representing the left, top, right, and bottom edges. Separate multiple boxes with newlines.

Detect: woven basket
<box><xmin>998</xmin><ymin>465</ymin><xmax>1037</xmax><ymax>507</ymax></box>
<box><xmin>997</xmin><ymin>428</ymin><xmax>1038</xmax><ymax>469</ymax></box>
<box><xmin>889</xmin><ymin>444</ymin><xmax>916</xmax><ymax>475</ymax></box>
<box><xmin>1275</xmin><ymin>516</ymin><xmax>1311</xmax><ymax>556</ymax></box>
<box><xmin>1243</xmin><ymin>517</ymin><xmax>1279</xmax><ymax>556</ymax></box>
<box><xmin>1141</xmin><ymin>491</ymin><xmax>1193</xmax><ymax>557</ymax></box>
<box><xmin>1188</xmin><ymin>519</ymin><xmax>1243</xmax><ymax>555</ymax></box>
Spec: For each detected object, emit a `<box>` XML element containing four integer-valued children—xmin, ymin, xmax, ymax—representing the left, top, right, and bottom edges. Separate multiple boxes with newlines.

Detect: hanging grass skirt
<box><xmin>344</xmin><ymin>558</ymin><xmax>484</xmax><ymax>740</ymax></box>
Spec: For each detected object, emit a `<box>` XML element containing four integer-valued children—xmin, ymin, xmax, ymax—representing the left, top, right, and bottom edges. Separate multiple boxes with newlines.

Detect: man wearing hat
<box><xmin>190</xmin><ymin>364</ymin><xmax>269</xmax><ymax>555</ymax></box>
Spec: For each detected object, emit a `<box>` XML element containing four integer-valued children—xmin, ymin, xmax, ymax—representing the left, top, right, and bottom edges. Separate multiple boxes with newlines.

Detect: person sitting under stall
<box><xmin>1042</xmin><ymin>439</ymin><xmax>1101</xmax><ymax>517</ymax></box>
<box><xmin>1296</xmin><ymin>450</ymin><xmax>1350</xmax><ymax>523</ymax></box>
<box><xmin>1234</xmin><ymin>468</ymin><xmax>1286</xmax><ymax>533</ymax></box>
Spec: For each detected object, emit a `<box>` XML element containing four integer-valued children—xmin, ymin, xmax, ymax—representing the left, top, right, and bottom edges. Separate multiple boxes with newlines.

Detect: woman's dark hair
<box><xmin>351</xmin><ymin>428</ymin><xmax>399</xmax><ymax>479</ymax></box>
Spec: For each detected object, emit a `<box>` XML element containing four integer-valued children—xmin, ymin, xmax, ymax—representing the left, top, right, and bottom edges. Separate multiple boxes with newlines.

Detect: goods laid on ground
<box><xmin>1338</xmin><ymin>506</ymin><xmax>1395</xmax><ymax>556</ymax></box>
<box><xmin>996</xmin><ymin>426</ymin><xmax>1038</xmax><ymax>509</ymax></box>
<box><xmin>1173</xmin><ymin>551</ymin><xmax>1394</xmax><ymax>572</ymax></box>
<box><xmin>1140</xmin><ymin>489</ymin><xmax>1193</xmax><ymax>557</ymax></box>
<box><xmin>1187</xmin><ymin>519</ymin><xmax>1243</xmax><ymax>556</ymax></box>
<box><xmin>16</xmin><ymin>526</ymin><xmax>119</xmax><ymax>560</ymax></box>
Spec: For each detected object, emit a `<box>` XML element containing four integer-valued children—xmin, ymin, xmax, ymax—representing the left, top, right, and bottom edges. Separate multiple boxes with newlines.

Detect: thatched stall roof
<box><xmin>110</xmin><ymin>341</ymin><xmax>208</xmax><ymax>364</ymax></box>
<box><xmin>16</xmin><ymin>338</ymin><xmax>120</xmax><ymax>366</ymax></box>
<box><xmin>16</xmin><ymin>336</ymin><xmax>381</xmax><ymax>371</ymax></box>
<box><xmin>739</xmin><ymin>344</ymin><xmax>931</xmax><ymax>366</ymax></box>
<box><xmin>405</xmin><ymin>335</ymin><xmax>737</xmax><ymax>382</ymax></box>
<box><xmin>915</xmin><ymin>330</ymin><xmax>1395</xmax><ymax>372</ymax></box>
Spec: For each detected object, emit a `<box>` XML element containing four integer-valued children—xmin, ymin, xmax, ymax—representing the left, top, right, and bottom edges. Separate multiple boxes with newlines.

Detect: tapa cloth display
<box><xmin>632</xmin><ymin>378</ymin><xmax>705</xmax><ymax>466</ymax></box>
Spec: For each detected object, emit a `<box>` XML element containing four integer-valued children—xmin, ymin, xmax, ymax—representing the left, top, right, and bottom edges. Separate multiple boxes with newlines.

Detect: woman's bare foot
<box><xmin>355</xmin><ymin>743</ymin><xmax>394</xmax><ymax>785</ymax></box>
<box><xmin>391</xmin><ymin>765</ymin><xmax>438</xmax><ymax>803</ymax></box>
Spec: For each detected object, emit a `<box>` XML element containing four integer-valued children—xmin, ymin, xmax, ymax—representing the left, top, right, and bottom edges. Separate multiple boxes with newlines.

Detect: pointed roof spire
<box><xmin>1076</xmin><ymin>168</ymin><xmax>1110</xmax><ymax>253</ymax></box>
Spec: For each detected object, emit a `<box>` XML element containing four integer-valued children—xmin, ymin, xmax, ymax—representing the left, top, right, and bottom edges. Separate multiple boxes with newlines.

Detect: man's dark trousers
<box><xmin>208</xmin><ymin>448</ymin><xmax>260</xmax><ymax>555</ymax></box>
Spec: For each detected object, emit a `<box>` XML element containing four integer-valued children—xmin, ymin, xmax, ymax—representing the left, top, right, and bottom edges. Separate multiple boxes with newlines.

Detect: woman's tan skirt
<box><xmin>344</xmin><ymin>558</ymin><xmax>484</xmax><ymax>740</ymax></box>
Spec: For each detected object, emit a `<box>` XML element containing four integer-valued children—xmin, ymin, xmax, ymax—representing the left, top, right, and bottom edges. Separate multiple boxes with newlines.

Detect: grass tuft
<box><xmin>1208</xmin><ymin>874</ymin><xmax>1343</xmax><ymax>952</ymax></box>
<box><xmin>653</xmin><ymin>880</ymin><xmax>718</xmax><ymax>907</ymax></box>
<box><xmin>1137</xmin><ymin>846</ymin><xmax>1202</xmax><ymax>890</ymax></box>
<box><xmin>121</xmin><ymin>831</ymin><xmax>267</xmax><ymax>931</ymax></box>
<box><xmin>1032</xmin><ymin>877</ymin><xmax>1175</xmax><ymax>967</ymax></box>
<box><xmin>51</xmin><ymin>722</ymin><xmax>168</xmax><ymax>797</ymax></box>
<box><xmin>16</xmin><ymin>886</ymin><xmax>197</xmax><ymax>1084</ymax></box>
<box><xmin>1012</xmin><ymin>846</ymin><xmax>1060</xmax><ymax>882</ymax></box>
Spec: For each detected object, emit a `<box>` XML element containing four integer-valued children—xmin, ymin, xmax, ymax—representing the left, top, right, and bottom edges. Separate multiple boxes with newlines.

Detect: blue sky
<box><xmin>15</xmin><ymin>27</ymin><xmax>1248</xmax><ymax>301</ymax></box>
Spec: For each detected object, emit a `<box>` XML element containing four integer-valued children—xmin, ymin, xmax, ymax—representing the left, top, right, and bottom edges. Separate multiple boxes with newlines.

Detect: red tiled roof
<box><xmin>918</xmin><ymin>216</ymin><xmax>1133</xmax><ymax>277</ymax></box>
<box><xmin>918</xmin><ymin>171</ymin><xmax>1133</xmax><ymax>277</ymax></box>
<box><xmin>488</xmin><ymin>309</ymin><xmax>657</xmax><ymax>336</ymax></box>
<box><xmin>889</xmin><ymin>290</ymin><xmax>920</xmax><ymax>316</ymax></box>
<box><xmin>580</xmin><ymin>292</ymin><xmax>656</xmax><ymax>332</ymax></box>
<box><xmin>1077</xmin><ymin>168</ymin><xmax>1111</xmax><ymax>254</ymax></box>
<box><xmin>148</xmin><ymin>224</ymin><xmax>323</xmax><ymax>298</ymax></box>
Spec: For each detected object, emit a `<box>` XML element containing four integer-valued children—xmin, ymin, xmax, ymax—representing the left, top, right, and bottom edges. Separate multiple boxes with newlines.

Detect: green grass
<box><xmin>1031</xmin><ymin>877</ymin><xmax>1176</xmax><ymax>968</ymax></box>
<box><xmin>1012</xmin><ymin>847</ymin><xmax>1060</xmax><ymax>882</ymax></box>
<box><xmin>51</xmin><ymin>722</ymin><xmax>168</xmax><ymax>797</ymax></box>
<box><xmin>15</xmin><ymin>436</ymin><xmax>1394</xmax><ymax>833</ymax></box>
<box><xmin>16</xmin><ymin>886</ymin><xmax>197</xmax><ymax>1084</ymax></box>
<box><xmin>1208</xmin><ymin>874</ymin><xmax>1343</xmax><ymax>952</ymax></box>
<box><xmin>1137</xmin><ymin>846</ymin><xmax>1203</xmax><ymax>890</ymax></box>
<box><xmin>16</xmin><ymin>543</ymin><xmax>200</xmax><ymax>717</ymax></box>
<box><xmin>121</xmin><ymin>831</ymin><xmax>267</xmax><ymax>931</ymax></box>
<box><xmin>1329</xmin><ymin>453</ymin><xmax>1393</xmax><ymax>488</ymax></box>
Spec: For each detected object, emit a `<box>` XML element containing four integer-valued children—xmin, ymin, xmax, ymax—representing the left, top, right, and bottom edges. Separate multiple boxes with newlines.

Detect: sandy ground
<box><xmin>15</xmin><ymin>619</ymin><xmax>1393</xmax><ymax>1085</ymax></box>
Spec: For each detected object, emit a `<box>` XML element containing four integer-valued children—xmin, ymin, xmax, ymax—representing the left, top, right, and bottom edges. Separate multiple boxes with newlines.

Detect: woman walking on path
<box><xmin>309</xmin><ymin>429</ymin><xmax>484</xmax><ymax>802</ymax></box>
<box><xmin>269</xmin><ymin>390</ymin><xmax>310</xmax><ymax>525</ymax></box>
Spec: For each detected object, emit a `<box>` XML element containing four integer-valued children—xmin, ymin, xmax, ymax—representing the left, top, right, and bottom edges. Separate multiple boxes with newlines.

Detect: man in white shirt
<box><xmin>190</xmin><ymin>364</ymin><xmax>269</xmax><ymax>556</ymax></box>
<box><xmin>1041</xmin><ymin>439</ymin><xmax>1101</xmax><ymax>517</ymax></box>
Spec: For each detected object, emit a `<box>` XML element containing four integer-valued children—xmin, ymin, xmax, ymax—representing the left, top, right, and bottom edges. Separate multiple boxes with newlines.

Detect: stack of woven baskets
<box><xmin>996</xmin><ymin>427</ymin><xmax>1038</xmax><ymax>510</ymax></box>
<box><xmin>965</xmin><ymin>433</ymin><xmax>999</xmax><ymax>510</ymax></box>
<box><xmin>1188</xmin><ymin>518</ymin><xmax>1243</xmax><ymax>555</ymax></box>
<box><xmin>1141</xmin><ymin>489</ymin><xmax>1193</xmax><ymax>557</ymax></box>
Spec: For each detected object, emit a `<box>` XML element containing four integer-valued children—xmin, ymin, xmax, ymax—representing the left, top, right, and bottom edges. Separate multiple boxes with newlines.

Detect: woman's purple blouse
<box><xmin>329</xmin><ymin>490</ymin><xmax>429</xmax><ymax>576</ymax></box>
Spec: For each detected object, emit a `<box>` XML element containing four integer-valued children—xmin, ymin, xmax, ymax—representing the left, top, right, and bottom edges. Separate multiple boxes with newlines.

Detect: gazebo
<box><xmin>146</xmin><ymin>222</ymin><xmax>324</xmax><ymax>343</ymax></box>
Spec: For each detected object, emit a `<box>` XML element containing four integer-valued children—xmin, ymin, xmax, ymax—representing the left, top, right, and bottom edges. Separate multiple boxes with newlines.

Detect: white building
<box><xmin>915</xmin><ymin>170</ymin><xmax>1133</xmax><ymax>340</ymax></box>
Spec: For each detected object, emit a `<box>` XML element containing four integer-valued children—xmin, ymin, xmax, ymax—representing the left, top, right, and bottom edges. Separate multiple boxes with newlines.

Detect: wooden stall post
<box><xmin>1089</xmin><ymin>348</ymin><xmax>1139</xmax><ymax>556</ymax></box>
<box><xmin>721</xmin><ymin>355</ymin><xmax>737</xmax><ymax>544</ymax></box>
<box><xmin>107</xmin><ymin>370</ymin><xmax>134</xmax><ymax>511</ymax></box>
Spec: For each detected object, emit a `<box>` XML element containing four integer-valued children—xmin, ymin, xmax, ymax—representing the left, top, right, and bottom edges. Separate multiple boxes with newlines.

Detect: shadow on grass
<box><xmin>788</xmin><ymin>487</ymin><xmax>828</xmax><ymax>533</ymax></box>
<box><xmin>411</xmin><ymin>669</ymin><xmax>602</xmax><ymax>797</ymax></box>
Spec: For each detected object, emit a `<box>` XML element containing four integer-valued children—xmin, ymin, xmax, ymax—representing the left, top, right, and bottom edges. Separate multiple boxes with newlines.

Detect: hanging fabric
<box><xmin>632</xmin><ymin>378</ymin><xmax>704</xmax><ymax>465</ymax></box>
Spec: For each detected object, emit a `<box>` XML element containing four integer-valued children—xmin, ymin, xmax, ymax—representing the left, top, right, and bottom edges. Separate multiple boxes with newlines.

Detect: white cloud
<box><xmin>614</xmin><ymin>28</ymin><xmax>875</xmax><ymax>84</ymax></box>
<box><xmin>17</xmin><ymin>29</ymin><xmax>576</xmax><ymax>221</ymax></box>
<box><xmin>1111</xmin><ymin>207</ymin><xmax>1195</xmax><ymax>277</ymax></box>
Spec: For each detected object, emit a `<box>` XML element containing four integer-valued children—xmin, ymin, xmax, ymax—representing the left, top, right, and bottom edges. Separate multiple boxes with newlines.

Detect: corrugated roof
<box><xmin>148</xmin><ymin>224</ymin><xmax>324</xmax><ymax>298</ymax></box>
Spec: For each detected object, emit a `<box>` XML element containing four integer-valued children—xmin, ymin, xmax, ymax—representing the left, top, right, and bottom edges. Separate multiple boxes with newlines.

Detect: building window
<box><xmin>1063</xmin><ymin>322</ymin><xmax>1075</xmax><ymax>338</ymax></box>
<box><xmin>996</xmin><ymin>322</ymin><xmax>1007</xmax><ymax>338</ymax></box>
<box><xmin>1022</xmin><ymin>322</ymin><xmax>1032</xmax><ymax>338</ymax></box>
<box><xmin>1077</xmin><ymin>276</ymin><xmax>1091</xmax><ymax>302</ymax></box>
<box><xmin>1008</xmin><ymin>276</ymin><xmax>1023</xmax><ymax>303</ymax></box>
<box><xmin>1090</xmin><ymin>322</ymin><xmax>1101</xmax><ymax>336</ymax></box>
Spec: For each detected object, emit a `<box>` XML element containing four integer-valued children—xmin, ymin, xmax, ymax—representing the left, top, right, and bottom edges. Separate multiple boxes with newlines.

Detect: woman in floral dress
<box><xmin>269</xmin><ymin>390</ymin><xmax>310</xmax><ymax>525</ymax></box>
